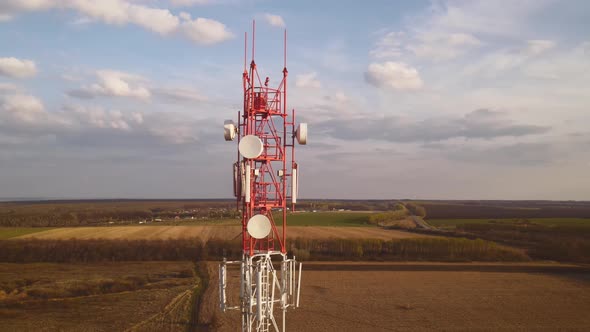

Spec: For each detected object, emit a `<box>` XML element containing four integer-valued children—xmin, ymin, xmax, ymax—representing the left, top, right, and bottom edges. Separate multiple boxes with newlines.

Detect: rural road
<box><xmin>410</xmin><ymin>215</ymin><xmax>435</xmax><ymax>230</ymax></box>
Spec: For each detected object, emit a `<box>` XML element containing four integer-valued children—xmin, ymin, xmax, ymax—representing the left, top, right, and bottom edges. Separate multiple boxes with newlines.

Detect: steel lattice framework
<box><xmin>219</xmin><ymin>21</ymin><xmax>305</xmax><ymax>332</ymax></box>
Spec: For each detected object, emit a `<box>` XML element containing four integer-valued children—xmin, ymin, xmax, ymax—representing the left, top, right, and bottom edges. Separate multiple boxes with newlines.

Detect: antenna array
<box><xmin>220</xmin><ymin>21</ymin><xmax>307</xmax><ymax>332</ymax></box>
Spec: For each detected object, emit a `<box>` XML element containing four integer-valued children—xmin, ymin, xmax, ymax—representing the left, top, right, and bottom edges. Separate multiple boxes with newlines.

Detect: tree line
<box><xmin>0</xmin><ymin>201</ymin><xmax>239</xmax><ymax>227</ymax></box>
<box><xmin>421</xmin><ymin>202</ymin><xmax>590</xmax><ymax>219</ymax></box>
<box><xmin>0</xmin><ymin>237</ymin><xmax>529</xmax><ymax>263</ymax></box>
<box><xmin>455</xmin><ymin>223</ymin><xmax>590</xmax><ymax>263</ymax></box>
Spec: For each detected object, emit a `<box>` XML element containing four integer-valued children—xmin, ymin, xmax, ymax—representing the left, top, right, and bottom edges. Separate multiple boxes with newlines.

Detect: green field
<box><xmin>0</xmin><ymin>212</ymin><xmax>374</xmax><ymax>235</ymax></box>
<box><xmin>0</xmin><ymin>227</ymin><xmax>53</xmax><ymax>239</ymax></box>
<box><xmin>426</xmin><ymin>218</ymin><xmax>590</xmax><ymax>228</ymax></box>
<box><xmin>285</xmin><ymin>212</ymin><xmax>373</xmax><ymax>227</ymax></box>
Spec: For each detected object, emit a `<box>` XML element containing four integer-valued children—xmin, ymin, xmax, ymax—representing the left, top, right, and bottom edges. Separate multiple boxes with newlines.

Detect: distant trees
<box><xmin>290</xmin><ymin>237</ymin><xmax>529</xmax><ymax>262</ymax></box>
<box><xmin>405</xmin><ymin>203</ymin><xmax>426</xmax><ymax>218</ymax></box>
<box><xmin>455</xmin><ymin>223</ymin><xmax>590</xmax><ymax>263</ymax></box>
<box><xmin>3</xmin><ymin>200</ymin><xmax>590</xmax><ymax>227</ymax></box>
<box><xmin>421</xmin><ymin>202</ymin><xmax>590</xmax><ymax>219</ymax></box>
<box><xmin>368</xmin><ymin>203</ymin><xmax>408</xmax><ymax>225</ymax></box>
<box><xmin>0</xmin><ymin>238</ymin><xmax>207</xmax><ymax>263</ymax></box>
<box><xmin>0</xmin><ymin>201</ymin><xmax>238</xmax><ymax>227</ymax></box>
<box><xmin>297</xmin><ymin>200</ymin><xmax>402</xmax><ymax>212</ymax></box>
<box><xmin>0</xmin><ymin>237</ymin><xmax>530</xmax><ymax>263</ymax></box>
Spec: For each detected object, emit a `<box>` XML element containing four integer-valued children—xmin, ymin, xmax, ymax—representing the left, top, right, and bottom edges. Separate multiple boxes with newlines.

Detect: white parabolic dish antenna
<box><xmin>296</xmin><ymin>123</ymin><xmax>307</xmax><ymax>145</ymax></box>
<box><xmin>223</xmin><ymin>120</ymin><xmax>236</xmax><ymax>141</ymax></box>
<box><xmin>239</xmin><ymin>135</ymin><xmax>264</xmax><ymax>159</ymax></box>
<box><xmin>247</xmin><ymin>214</ymin><xmax>272</xmax><ymax>239</ymax></box>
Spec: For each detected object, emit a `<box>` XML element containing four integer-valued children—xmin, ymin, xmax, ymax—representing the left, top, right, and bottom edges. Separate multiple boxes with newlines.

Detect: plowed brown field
<box><xmin>15</xmin><ymin>225</ymin><xmax>427</xmax><ymax>240</ymax></box>
<box><xmin>201</xmin><ymin>262</ymin><xmax>590</xmax><ymax>331</ymax></box>
<box><xmin>0</xmin><ymin>262</ymin><xmax>196</xmax><ymax>332</ymax></box>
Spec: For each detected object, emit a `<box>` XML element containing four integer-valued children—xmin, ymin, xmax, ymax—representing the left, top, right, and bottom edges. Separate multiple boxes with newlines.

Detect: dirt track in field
<box><xmin>202</xmin><ymin>262</ymin><xmax>590</xmax><ymax>331</ymax></box>
<box><xmin>15</xmin><ymin>225</ymin><xmax>427</xmax><ymax>240</ymax></box>
<box><xmin>0</xmin><ymin>262</ymin><xmax>195</xmax><ymax>332</ymax></box>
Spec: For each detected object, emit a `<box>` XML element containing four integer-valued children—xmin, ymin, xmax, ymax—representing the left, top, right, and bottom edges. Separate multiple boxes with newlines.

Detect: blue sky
<box><xmin>0</xmin><ymin>0</ymin><xmax>589</xmax><ymax>200</ymax></box>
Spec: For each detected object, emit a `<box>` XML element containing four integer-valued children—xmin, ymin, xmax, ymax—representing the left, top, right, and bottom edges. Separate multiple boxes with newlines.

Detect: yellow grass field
<box><xmin>14</xmin><ymin>225</ymin><xmax>427</xmax><ymax>241</ymax></box>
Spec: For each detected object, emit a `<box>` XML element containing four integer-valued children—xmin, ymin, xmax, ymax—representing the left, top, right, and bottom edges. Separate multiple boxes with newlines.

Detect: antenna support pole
<box><xmin>220</xmin><ymin>21</ymin><xmax>306</xmax><ymax>332</ymax></box>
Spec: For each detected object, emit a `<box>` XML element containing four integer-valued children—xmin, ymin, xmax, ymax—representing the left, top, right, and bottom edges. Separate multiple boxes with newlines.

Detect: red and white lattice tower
<box><xmin>219</xmin><ymin>21</ymin><xmax>306</xmax><ymax>332</ymax></box>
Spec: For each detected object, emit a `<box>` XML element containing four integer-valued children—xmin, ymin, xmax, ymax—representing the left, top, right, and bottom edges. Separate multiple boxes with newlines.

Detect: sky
<box><xmin>0</xmin><ymin>0</ymin><xmax>589</xmax><ymax>200</ymax></box>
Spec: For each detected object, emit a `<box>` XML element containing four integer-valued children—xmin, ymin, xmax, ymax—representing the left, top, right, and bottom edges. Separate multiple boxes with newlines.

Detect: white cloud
<box><xmin>66</xmin><ymin>104</ymin><xmax>144</xmax><ymax>131</ymax></box>
<box><xmin>406</xmin><ymin>32</ymin><xmax>481</xmax><ymax>61</ymax></box>
<box><xmin>463</xmin><ymin>39</ymin><xmax>558</xmax><ymax>77</ymax></box>
<box><xmin>263</xmin><ymin>13</ymin><xmax>285</xmax><ymax>28</ymax></box>
<box><xmin>333</xmin><ymin>91</ymin><xmax>348</xmax><ymax>103</ymax></box>
<box><xmin>1</xmin><ymin>1</ymin><xmax>179</xmax><ymax>34</ymax></box>
<box><xmin>93</xmin><ymin>70</ymin><xmax>150</xmax><ymax>99</ymax></box>
<box><xmin>448</xmin><ymin>33</ymin><xmax>481</xmax><ymax>46</ymax></box>
<box><xmin>317</xmin><ymin>108</ymin><xmax>550</xmax><ymax>143</ymax></box>
<box><xmin>371</xmin><ymin>29</ymin><xmax>481</xmax><ymax>61</ymax></box>
<box><xmin>67</xmin><ymin>70</ymin><xmax>212</xmax><ymax>104</ymax></box>
<box><xmin>370</xmin><ymin>31</ymin><xmax>403</xmax><ymax>58</ymax></box>
<box><xmin>295</xmin><ymin>72</ymin><xmax>321</xmax><ymax>88</ymax></box>
<box><xmin>170</xmin><ymin>0</ymin><xmax>212</xmax><ymax>6</ymax></box>
<box><xmin>182</xmin><ymin>17</ymin><xmax>233</xmax><ymax>44</ymax></box>
<box><xmin>59</xmin><ymin>104</ymin><xmax>203</xmax><ymax>145</ymax></box>
<box><xmin>153</xmin><ymin>87</ymin><xmax>207</xmax><ymax>103</ymax></box>
<box><xmin>526</xmin><ymin>39</ymin><xmax>556</xmax><ymax>55</ymax></box>
<box><xmin>69</xmin><ymin>70</ymin><xmax>151</xmax><ymax>100</ymax></box>
<box><xmin>365</xmin><ymin>62</ymin><xmax>423</xmax><ymax>90</ymax></box>
<box><xmin>523</xmin><ymin>41</ymin><xmax>590</xmax><ymax>81</ymax></box>
<box><xmin>369</xmin><ymin>1</ymin><xmax>558</xmax><ymax>63</ymax></box>
<box><xmin>426</xmin><ymin>0</ymin><xmax>553</xmax><ymax>37</ymax></box>
<box><xmin>67</xmin><ymin>0</ymin><xmax>180</xmax><ymax>35</ymax></box>
<box><xmin>0</xmin><ymin>82</ymin><xmax>20</xmax><ymax>93</ymax></box>
<box><xmin>0</xmin><ymin>93</ymin><xmax>75</xmax><ymax>142</ymax></box>
<box><xmin>0</xmin><ymin>0</ymin><xmax>53</xmax><ymax>17</ymax></box>
<box><xmin>0</xmin><ymin>92</ymin><xmax>205</xmax><ymax>148</ymax></box>
<box><xmin>178</xmin><ymin>11</ymin><xmax>191</xmax><ymax>21</ymax></box>
<box><xmin>0</xmin><ymin>57</ymin><xmax>37</xmax><ymax>78</ymax></box>
<box><xmin>0</xmin><ymin>0</ymin><xmax>233</xmax><ymax>44</ymax></box>
<box><xmin>1</xmin><ymin>94</ymin><xmax>44</xmax><ymax>123</ymax></box>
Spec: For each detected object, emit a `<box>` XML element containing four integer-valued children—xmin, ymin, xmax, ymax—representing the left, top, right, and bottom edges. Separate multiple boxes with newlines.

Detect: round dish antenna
<box><xmin>239</xmin><ymin>135</ymin><xmax>264</xmax><ymax>159</ymax></box>
<box><xmin>246</xmin><ymin>214</ymin><xmax>272</xmax><ymax>239</ymax></box>
<box><xmin>224</xmin><ymin>120</ymin><xmax>236</xmax><ymax>141</ymax></box>
<box><xmin>295</xmin><ymin>123</ymin><xmax>307</xmax><ymax>145</ymax></box>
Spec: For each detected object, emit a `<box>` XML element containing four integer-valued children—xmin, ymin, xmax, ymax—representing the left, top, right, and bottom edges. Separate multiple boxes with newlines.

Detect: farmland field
<box><xmin>426</xmin><ymin>218</ymin><xmax>590</xmax><ymax>228</ymax></box>
<box><xmin>201</xmin><ymin>262</ymin><xmax>590</xmax><ymax>331</ymax></box>
<box><xmin>285</xmin><ymin>212</ymin><xmax>372</xmax><ymax>226</ymax></box>
<box><xmin>0</xmin><ymin>261</ymin><xmax>197</xmax><ymax>331</ymax></box>
<box><xmin>0</xmin><ymin>227</ymin><xmax>52</xmax><ymax>239</ymax></box>
<box><xmin>14</xmin><ymin>224</ymin><xmax>426</xmax><ymax>241</ymax></box>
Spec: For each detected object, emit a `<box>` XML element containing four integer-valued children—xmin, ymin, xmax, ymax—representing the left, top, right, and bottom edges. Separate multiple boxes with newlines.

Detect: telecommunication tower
<box><xmin>219</xmin><ymin>21</ymin><xmax>307</xmax><ymax>332</ymax></box>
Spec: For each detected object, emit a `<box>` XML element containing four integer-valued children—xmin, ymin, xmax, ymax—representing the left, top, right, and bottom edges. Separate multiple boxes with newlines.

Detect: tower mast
<box><xmin>220</xmin><ymin>21</ymin><xmax>307</xmax><ymax>332</ymax></box>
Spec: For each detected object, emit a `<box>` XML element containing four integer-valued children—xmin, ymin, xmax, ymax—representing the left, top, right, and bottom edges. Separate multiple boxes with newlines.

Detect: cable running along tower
<box><xmin>219</xmin><ymin>21</ymin><xmax>307</xmax><ymax>332</ymax></box>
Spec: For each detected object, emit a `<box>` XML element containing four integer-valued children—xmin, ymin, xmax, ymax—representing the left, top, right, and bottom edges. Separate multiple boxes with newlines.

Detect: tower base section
<box><xmin>219</xmin><ymin>252</ymin><xmax>302</xmax><ymax>332</ymax></box>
